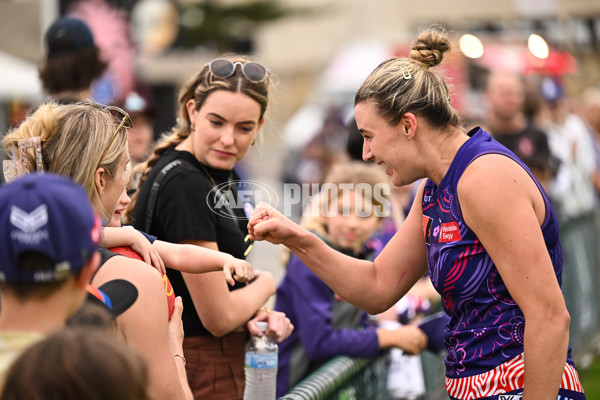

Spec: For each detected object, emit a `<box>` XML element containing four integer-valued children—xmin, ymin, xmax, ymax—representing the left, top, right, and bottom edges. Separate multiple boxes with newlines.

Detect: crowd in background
<box><xmin>286</xmin><ymin>69</ymin><xmax>600</xmax><ymax>225</ymax></box>
<box><xmin>0</xmin><ymin>8</ymin><xmax>599</xmax><ymax>400</ymax></box>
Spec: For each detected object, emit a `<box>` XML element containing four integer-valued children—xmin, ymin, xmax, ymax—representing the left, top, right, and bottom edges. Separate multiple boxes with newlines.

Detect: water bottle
<box><xmin>243</xmin><ymin>321</ymin><xmax>278</xmax><ymax>400</ymax></box>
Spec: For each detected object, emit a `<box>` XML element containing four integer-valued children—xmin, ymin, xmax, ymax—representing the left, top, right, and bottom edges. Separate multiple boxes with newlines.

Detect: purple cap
<box><xmin>45</xmin><ymin>17</ymin><xmax>95</xmax><ymax>57</ymax></box>
<box><xmin>0</xmin><ymin>173</ymin><xmax>102</xmax><ymax>283</ymax></box>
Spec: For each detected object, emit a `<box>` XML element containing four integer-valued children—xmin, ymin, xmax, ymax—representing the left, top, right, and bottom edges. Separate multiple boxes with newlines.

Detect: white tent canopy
<box><xmin>0</xmin><ymin>51</ymin><xmax>42</xmax><ymax>101</ymax></box>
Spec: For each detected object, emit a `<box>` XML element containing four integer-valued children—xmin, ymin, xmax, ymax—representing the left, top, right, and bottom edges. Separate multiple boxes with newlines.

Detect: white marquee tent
<box><xmin>0</xmin><ymin>51</ymin><xmax>42</xmax><ymax>101</ymax></box>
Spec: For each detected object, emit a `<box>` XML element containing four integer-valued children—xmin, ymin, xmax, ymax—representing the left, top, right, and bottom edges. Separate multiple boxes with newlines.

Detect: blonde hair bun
<box><xmin>410</xmin><ymin>26</ymin><xmax>451</xmax><ymax>68</ymax></box>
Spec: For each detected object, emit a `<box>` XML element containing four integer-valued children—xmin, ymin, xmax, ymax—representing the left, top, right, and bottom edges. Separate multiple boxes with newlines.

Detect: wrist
<box><xmin>248</xmin><ymin>269</ymin><xmax>261</xmax><ymax>284</ymax></box>
<box><xmin>288</xmin><ymin>226</ymin><xmax>312</xmax><ymax>255</ymax></box>
<box><xmin>225</xmin><ymin>254</ymin><xmax>236</xmax><ymax>265</ymax></box>
<box><xmin>376</xmin><ymin>327</ymin><xmax>395</xmax><ymax>349</ymax></box>
<box><xmin>169</xmin><ymin>338</ymin><xmax>184</xmax><ymax>354</ymax></box>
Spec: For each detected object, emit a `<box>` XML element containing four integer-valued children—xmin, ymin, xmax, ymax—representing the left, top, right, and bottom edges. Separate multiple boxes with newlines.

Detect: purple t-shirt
<box><xmin>274</xmin><ymin>243</ymin><xmax>380</xmax><ymax>397</ymax></box>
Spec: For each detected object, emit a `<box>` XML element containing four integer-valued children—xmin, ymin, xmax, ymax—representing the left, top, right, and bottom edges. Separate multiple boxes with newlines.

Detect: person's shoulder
<box><xmin>148</xmin><ymin>148</ymin><xmax>193</xmax><ymax>175</ymax></box>
<box><xmin>155</xmin><ymin>149</ymin><xmax>195</xmax><ymax>173</ymax></box>
<box><xmin>156</xmin><ymin>152</ymin><xmax>212</xmax><ymax>192</ymax></box>
<box><xmin>459</xmin><ymin>153</ymin><xmax>534</xmax><ymax>204</ymax></box>
<box><xmin>0</xmin><ymin>331</ymin><xmax>44</xmax><ymax>353</ymax></box>
<box><xmin>92</xmin><ymin>255</ymin><xmax>163</xmax><ymax>290</ymax></box>
<box><xmin>465</xmin><ymin>152</ymin><xmax>527</xmax><ymax>178</ymax></box>
<box><xmin>92</xmin><ymin>256</ymin><xmax>170</xmax><ymax>330</ymax></box>
<box><xmin>0</xmin><ymin>331</ymin><xmax>44</xmax><ymax>377</ymax></box>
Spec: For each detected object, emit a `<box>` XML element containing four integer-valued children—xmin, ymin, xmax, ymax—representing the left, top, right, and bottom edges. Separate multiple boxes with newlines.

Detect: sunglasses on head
<box><xmin>206</xmin><ymin>58</ymin><xmax>269</xmax><ymax>83</ymax></box>
<box><xmin>73</xmin><ymin>102</ymin><xmax>132</xmax><ymax>163</ymax></box>
<box><xmin>97</xmin><ymin>104</ymin><xmax>132</xmax><ymax>162</ymax></box>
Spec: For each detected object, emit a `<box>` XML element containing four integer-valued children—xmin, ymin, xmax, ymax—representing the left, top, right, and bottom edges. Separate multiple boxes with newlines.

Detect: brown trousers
<box><xmin>183</xmin><ymin>331</ymin><xmax>249</xmax><ymax>400</ymax></box>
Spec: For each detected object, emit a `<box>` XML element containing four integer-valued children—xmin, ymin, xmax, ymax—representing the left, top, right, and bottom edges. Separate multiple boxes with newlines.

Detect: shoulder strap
<box><xmin>144</xmin><ymin>158</ymin><xmax>245</xmax><ymax>240</ymax></box>
<box><xmin>144</xmin><ymin>159</ymin><xmax>183</xmax><ymax>233</ymax></box>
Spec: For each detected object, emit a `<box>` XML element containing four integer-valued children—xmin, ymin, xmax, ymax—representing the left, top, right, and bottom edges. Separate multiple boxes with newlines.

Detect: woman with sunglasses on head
<box><xmin>3</xmin><ymin>102</ymin><xmax>194</xmax><ymax>400</ymax></box>
<box><xmin>248</xmin><ymin>27</ymin><xmax>586</xmax><ymax>400</ymax></box>
<box><xmin>126</xmin><ymin>55</ymin><xmax>293</xmax><ymax>399</ymax></box>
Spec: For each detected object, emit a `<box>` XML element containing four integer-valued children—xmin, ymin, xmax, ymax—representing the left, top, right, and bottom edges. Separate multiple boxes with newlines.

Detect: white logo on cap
<box><xmin>10</xmin><ymin>205</ymin><xmax>49</xmax><ymax>244</ymax></box>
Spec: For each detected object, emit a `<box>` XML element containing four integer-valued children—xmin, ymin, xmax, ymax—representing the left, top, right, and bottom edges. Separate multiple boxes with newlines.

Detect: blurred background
<box><xmin>1</xmin><ymin>0</ymin><xmax>599</xmax><ymax>145</ymax></box>
<box><xmin>2</xmin><ymin>2</ymin><xmax>600</xmax><ymax>397</ymax></box>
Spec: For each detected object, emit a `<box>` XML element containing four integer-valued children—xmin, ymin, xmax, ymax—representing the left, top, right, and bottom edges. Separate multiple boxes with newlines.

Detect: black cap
<box><xmin>45</xmin><ymin>17</ymin><xmax>95</xmax><ymax>57</ymax></box>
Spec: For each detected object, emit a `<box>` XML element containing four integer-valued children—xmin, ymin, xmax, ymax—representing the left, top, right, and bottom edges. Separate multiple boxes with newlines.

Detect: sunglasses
<box><xmin>98</xmin><ymin>105</ymin><xmax>132</xmax><ymax>162</ymax></box>
<box><xmin>206</xmin><ymin>58</ymin><xmax>269</xmax><ymax>83</ymax></box>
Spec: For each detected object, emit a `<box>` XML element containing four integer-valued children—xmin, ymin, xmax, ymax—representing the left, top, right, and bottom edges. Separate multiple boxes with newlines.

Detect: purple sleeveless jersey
<box><xmin>421</xmin><ymin>127</ymin><xmax>573</xmax><ymax>380</ymax></box>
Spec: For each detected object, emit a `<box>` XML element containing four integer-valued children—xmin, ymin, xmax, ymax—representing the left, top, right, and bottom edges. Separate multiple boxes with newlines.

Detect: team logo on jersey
<box><xmin>423</xmin><ymin>216</ymin><xmax>433</xmax><ymax>245</ymax></box>
<box><xmin>499</xmin><ymin>396</ymin><xmax>522</xmax><ymax>400</ymax></box>
<box><xmin>438</xmin><ymin>221</ymin><xmax>462</xmax><ymax>243</ymax></box>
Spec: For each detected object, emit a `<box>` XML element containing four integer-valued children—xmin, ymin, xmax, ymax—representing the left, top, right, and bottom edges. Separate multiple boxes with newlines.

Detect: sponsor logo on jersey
<box><xmin>439</xmin><ymin>221</ymin><xmax>462</xmax><ymax>243</ymax></box>
<box><xmin>423</xmin><ymin>216</ymin><xmax>433</xmax><ymax>245</ymax></box>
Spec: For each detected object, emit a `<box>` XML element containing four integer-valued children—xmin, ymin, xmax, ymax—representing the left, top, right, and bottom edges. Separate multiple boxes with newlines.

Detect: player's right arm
<box><xmin>248</xmin><ymin>182</ymin><xmax>429</xmax><ymax>314</ymax></box>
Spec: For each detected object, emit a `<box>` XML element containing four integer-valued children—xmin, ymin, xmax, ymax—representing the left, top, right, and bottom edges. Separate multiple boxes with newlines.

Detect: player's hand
<box><xmin>247</xmin><ymin>202</ymin><xmax>298</xmax><ymax>245</ymax></box>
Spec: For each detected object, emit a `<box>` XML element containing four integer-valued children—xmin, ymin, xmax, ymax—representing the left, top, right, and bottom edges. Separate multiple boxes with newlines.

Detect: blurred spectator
<box><xmin>345</xmin><ymin>116</ymin><xmax>364</xmax><ymax>161</ymax></box>
<box><xmin>284</xmin><ymin>105</ymin><xmax>350</xmax><ymax>186</ymax></box>
<box><xmin>482</xmin><ymin>70</ymin><xmax>555</xmax><ymax>191</ymax></box>
<box><xmin>123</xmin><ymin>90</ymin><xmax>156</xmax><ymax>164</ymax></box>
<box><xmin>538</xmin><ymin>76</ymin><xmax>597</xmax><ymax>220</ymax></box>
<box><xmin>580</xmin><ymin>87</ymin><xmax>600</xmax><ymax>136</ymax></box>
<box><xmin>1</xmin><ymin>328</ymin><xmax>150</xmax><ymax>400</ymax></box>
<box><xmin>121</xmin><ymin>88</ymin><xmax>157</xmax><ymax>189</ymax></box>
<box><xmin>275</xmin><ymin>162</ymin><xmax>429</xmax><ymax>397</ymax></box>
<box><xmin>281</xmin><ymin>106</ymin><xmax>353</xmax><ymax>221</ymax></box>
<box><xmin>38</xmin><ymin>17</ymin><xmax>107</xmax><ymax>104</ymax></box>
<box><xmin>3</xmin><ymin>101</ymin><xmax>192</xmax><ymax>400</ymax></box>
<box><xmin>578</xmin><ymin>87</ymin><xmax>600</xmax><ymax>197</ymax></box>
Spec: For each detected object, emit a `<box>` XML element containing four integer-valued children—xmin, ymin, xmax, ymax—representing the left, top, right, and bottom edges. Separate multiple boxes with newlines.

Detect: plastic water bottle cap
<box><xmin>256</xmin><ymin>321</ymin><xmax>268</xmax><ymax>332</ymax></box>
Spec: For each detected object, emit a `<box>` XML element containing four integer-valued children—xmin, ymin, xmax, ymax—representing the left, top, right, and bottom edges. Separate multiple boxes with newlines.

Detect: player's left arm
<box><xmin>458</xmin><ymin>154</ymin><xmax>570</xmax><ymax>400</ymax></box>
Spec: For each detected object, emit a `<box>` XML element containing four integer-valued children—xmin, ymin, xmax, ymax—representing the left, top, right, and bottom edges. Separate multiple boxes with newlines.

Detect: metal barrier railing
<box><xmin>278</xmin><ymin>350</ymin><xmax>448</xmax><ymax>400</ymax></box>
<box><xmin>277</xmin><ymin>354</ymin><xmax>390</xmax><ymax>400</ymax></box>
<box><xmin>560</xmin><ymin>210</ymin><xmax>600</xmax><ymax>362</ymax></box>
